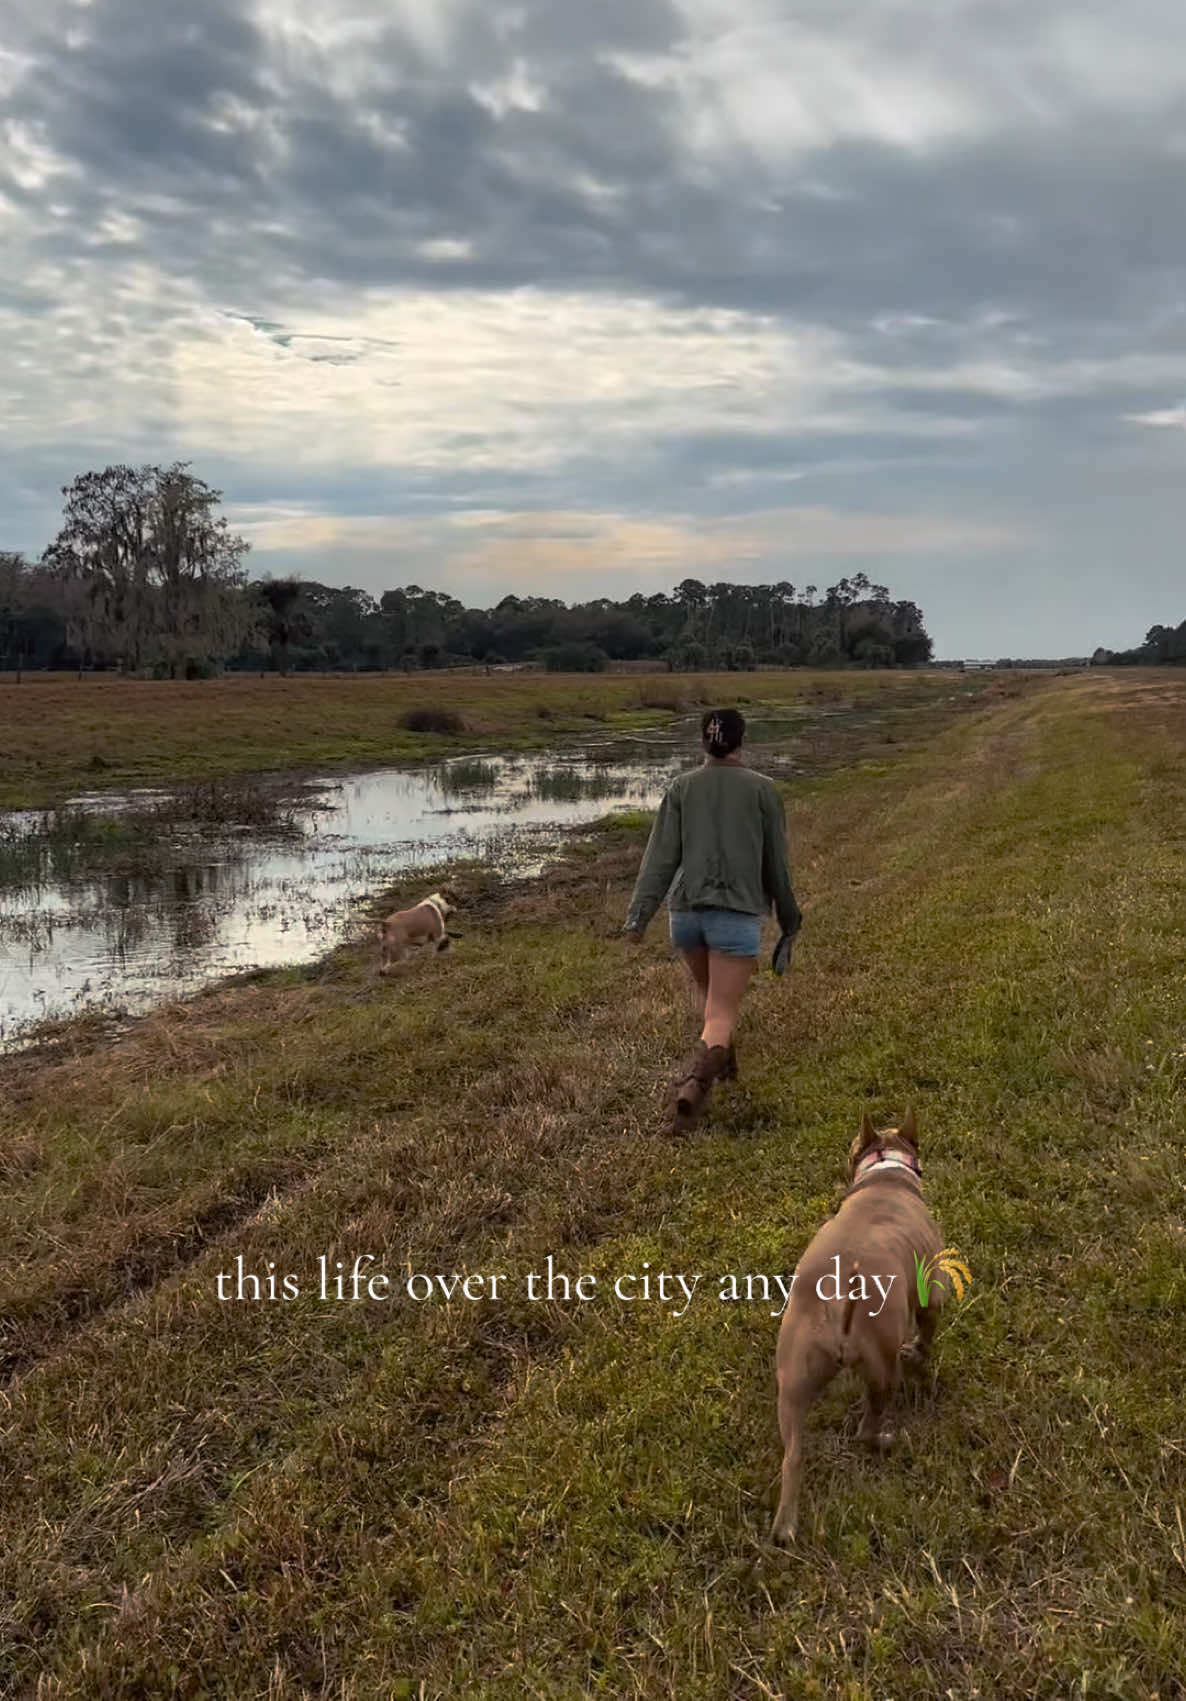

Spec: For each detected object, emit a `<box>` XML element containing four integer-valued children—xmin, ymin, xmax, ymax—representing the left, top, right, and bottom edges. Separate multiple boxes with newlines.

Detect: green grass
<box><xmin>3</xmin><ymin>672</ymin><xmax>1184</xmax><ymax>1698</ymax></box>
<box><xmin>436</xmin><ymin>759</ymin><xmax>501</xmax><ymax>796</ymax></box>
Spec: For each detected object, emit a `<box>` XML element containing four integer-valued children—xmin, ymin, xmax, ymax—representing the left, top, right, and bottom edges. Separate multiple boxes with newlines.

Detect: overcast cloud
<box><xmin>2</xmin><ymin>0</ymin><xmax>1184</xmax><ymax>654</ymax></box>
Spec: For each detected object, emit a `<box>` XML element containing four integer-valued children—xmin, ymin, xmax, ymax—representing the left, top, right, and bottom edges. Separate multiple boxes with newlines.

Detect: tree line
<box><xmin>2</xmin><ymin>462</ymin><xmax>935</xmax><ymax>677</ymax></box>
<box><xmin>1091</xmin><ymin>625</ymin><xmax>1186</xmax><ymax>667</ymax></box>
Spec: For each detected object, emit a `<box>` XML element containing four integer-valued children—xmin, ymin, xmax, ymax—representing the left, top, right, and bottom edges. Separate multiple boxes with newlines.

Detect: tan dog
<box><xmin>376</xmin><ymin>889</ymin><xmax>459</xmax><ymax>975</ymax></box>
<box><xmin>771</xmin><ymin>1108</ymin><xmax>945</xmax><ymax>1543</ymax></box>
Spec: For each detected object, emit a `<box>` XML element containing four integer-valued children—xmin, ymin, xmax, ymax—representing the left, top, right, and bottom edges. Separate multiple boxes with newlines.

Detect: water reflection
<box><xmin>0</xmin><ymin>749</ymin><xmax>685</xmax><ymax>1048</ymax></box>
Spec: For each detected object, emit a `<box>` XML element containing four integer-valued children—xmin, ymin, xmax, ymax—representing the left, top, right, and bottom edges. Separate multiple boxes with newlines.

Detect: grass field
<box><xmin>0</xmin><ymin>666</ymin><xmax>992</xmax><ymax>808</ymax></box>
<box><xmin>2</xmin><ymin>670</ymin><xmax>1185</xmax><ymax>1699</ymax></box>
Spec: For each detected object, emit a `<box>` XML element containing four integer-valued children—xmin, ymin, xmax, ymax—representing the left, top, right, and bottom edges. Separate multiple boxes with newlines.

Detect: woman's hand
<box><xmin>772</xmin><ymin>929</ymin><xmax>797</xmax><ymax>975</ymax></box>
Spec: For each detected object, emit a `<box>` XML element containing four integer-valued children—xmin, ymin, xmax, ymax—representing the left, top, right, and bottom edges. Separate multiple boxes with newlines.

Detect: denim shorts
<box><xmin>669</xmin><ymin>907</ymin><xmax>762</xmax><ymax>959</ymax></box>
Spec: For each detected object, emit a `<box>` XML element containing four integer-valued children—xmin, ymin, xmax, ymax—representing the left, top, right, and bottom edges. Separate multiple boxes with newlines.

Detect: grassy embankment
<box><xmin>0</xmin><ymin>667</ymin><xmax>988</xmax><ymax>808</ymax></box>
<box><xmin>2</xmin><ymin>670</ymin><xmax>1184</xmax><ymax>1698</ymax></box>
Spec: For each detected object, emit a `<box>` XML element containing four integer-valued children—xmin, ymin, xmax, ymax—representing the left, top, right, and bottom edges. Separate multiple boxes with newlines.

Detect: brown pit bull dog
<box><xmin>771</xmin><ymin>1108</ymin><xmax>946</xmax><ymax>1543</ymax></box>
<box><xmin>376</xmin><ymin>889</ymin><xmax>460</xmax><ymax>975</ymax></box>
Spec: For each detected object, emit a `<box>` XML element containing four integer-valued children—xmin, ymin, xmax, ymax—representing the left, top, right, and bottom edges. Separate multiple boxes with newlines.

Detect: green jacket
<box><xmin>624</xmin><ymin>760</ymin><xmax>802</xmax><ymax>937</ymax></box>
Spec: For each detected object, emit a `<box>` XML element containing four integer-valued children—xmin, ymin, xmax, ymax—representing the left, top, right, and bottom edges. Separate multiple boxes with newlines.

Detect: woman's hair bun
<box><xmin>701</xmin><ymin>707</ymin><xmax>745</xmax><ymax>756</ymax></box>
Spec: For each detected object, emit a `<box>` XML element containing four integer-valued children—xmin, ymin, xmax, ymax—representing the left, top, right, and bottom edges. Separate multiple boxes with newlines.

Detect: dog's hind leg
<box><xmin>771</xmin><ymin>1342</ymin><xmax>836</xmax><ymax>1543</ymax></box>
<box><xmin>902</xmin><ymin>1301</ymin><xmax>940</xmax><ymax>1369</ymax></box>
<box><xmin>856</xmin><ymin>1342</ymin><xmax>901</xmax><ymax>1452</ymax></box>
<box><xmin>382</xmin><ymin>940</ymin><xmax>410</xmax><ymax>974</ymax></box>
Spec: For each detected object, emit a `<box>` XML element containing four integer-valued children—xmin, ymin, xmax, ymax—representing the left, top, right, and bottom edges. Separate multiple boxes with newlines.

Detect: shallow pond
<box><xmin>0</xmin><ymin>748</ymin><xmax>689</xmax><ymax>1050</ymax></box>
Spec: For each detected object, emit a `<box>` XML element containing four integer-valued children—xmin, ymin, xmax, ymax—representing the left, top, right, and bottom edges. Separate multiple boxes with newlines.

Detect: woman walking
<box><xmin>624</xmin><ymin>708</ymin><xmax>802</xmax><ymax>1134</ymax></box>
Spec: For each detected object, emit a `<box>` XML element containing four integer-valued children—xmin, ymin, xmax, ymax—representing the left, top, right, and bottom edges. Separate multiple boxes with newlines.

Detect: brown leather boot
<box><xmin>668</xmin><ymin>1041</ymin><xmax>731</xmax><ymax>1134</ymax></box>
<box><xmin>685</xmin><ymin>1022</ymin><xmax>737</xmax><ymax>1081</ymax></box>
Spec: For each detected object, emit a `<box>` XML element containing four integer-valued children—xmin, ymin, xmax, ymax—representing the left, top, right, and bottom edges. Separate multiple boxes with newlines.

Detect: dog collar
<box><xmin>852</xmin><ymin>1146</ymin><xmax>922</xmax><ymax>1183</ymax></box>
<box><xmin>422</xmin><ymin>895</ymin><xmax>448</xmax><ymax>926</ymax></box>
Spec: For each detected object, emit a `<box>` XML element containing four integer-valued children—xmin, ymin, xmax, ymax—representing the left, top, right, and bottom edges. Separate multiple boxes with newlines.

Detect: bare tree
<box><xmin>152</xmin><ymin>463</ymin><xmax>253</xmax><ymax>675</ymax></box>
<box><xmin>42</xmin><ymin>463</ymin><xmax>251</xmax><ymax>674</ymax></box>
<box><xmin>42</xmin><ymin>465</ymin><xmax>155</xmax><ymax>670</ymax></box>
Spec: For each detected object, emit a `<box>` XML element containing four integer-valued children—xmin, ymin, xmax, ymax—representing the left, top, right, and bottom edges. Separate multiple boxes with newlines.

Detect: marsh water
<box><xmin>0</xmin><ymin>744</ymin><xmax>697</xmax><ymax>1050</ymax></box>
<box><xmin>0</xmin><ymin>686</ymin><xmax>938</xmax><ymax>1052</ymax></box>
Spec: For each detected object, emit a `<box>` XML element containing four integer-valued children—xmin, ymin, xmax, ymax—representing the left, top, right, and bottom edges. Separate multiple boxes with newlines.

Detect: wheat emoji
<box><xmin>931</xmin><ymin>1248</ymin><xmax>972</xmax><ymax>1300</ymax></box>
<box><xmin>915</xmin><ymin>1247</ymin><xmax>972</xmax><ymax>1306</ymax></box>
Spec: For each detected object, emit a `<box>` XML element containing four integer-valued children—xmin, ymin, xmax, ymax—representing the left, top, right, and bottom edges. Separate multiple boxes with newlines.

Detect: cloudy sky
<box><xmin>2</xmin><ymin>0</ymin><xmax>1184</xmax><ymax>655</ymax></box>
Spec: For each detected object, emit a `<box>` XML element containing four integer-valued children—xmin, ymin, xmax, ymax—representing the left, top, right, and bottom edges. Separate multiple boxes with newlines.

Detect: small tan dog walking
<box><xmin>376</xmin><ymin>889</ymin><xmax>460</xmax><ymax>975</ymax></box>
<box><xmin>771</xmin><ymin>1108</ymin><xmax>950</xmax><ymax>1543</ymax></box>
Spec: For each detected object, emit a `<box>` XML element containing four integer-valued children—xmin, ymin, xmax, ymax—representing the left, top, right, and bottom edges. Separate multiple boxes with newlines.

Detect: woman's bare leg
<box><xmin>678</xmin><ymin>946</ymin><xmax>710</xmax><ymax>1023</ymax></box>
<box><xmin>667</xmin><ymin>948</ymin><xmax>752</xmax><ymax>1133</ymax></box>
<box><xmin>701</xmin><ymin>951</ymin><xmax>757</xmax><ymax>1050</ymax></box>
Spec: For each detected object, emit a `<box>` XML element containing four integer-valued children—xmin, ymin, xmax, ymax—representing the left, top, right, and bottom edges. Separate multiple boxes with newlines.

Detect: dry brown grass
<box><xmin>0</xmin><ymin>666</ymin><xmax>993</xmax><ymax>806</ymax></box>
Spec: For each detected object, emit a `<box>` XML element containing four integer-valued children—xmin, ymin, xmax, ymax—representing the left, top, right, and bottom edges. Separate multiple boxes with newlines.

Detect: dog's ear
<box><xmin>898</xmin><ymin>1106</ymin><xmax>918</xmax><ymax>1149</ymax></box>
<box><xmin>857</xmin><ymin>1111</ymin><xmax>877</xmax><ymax>1152</ymax></box>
